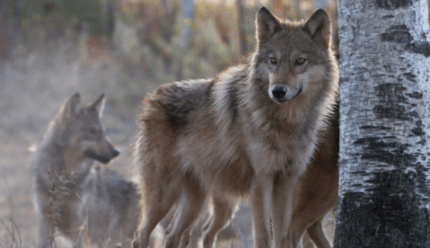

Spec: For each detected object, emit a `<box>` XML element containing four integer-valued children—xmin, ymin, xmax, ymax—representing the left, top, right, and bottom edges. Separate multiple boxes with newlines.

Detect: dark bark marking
<box><xmin>407</xmin><ymin>111</ymin><xmax>419</xmax><ymax>118</ymax></box>
<box><xmin>354</xmin><ymin>137</ymin><xmax>416</xmax><ymax>166</ymax></box>
<box><xmin>373</xmin><ymin>103</ymin><xmax>409</xmax><ymax>120</ymax></box>
<box><xmin>375</xmin><ymin>0</ymin><xmax>413</xmax><ymax>10</ymax></box>
<box><xmin>373</xmin><ymin>83</ymin><xmax>411</xmax><ymax>121</ymax></box>
<box><xmin>375</xmin><ymin>83</ymin><xmax>407</xmax><ymax>103</ymax></box>
<box><xmin>337</xmin><ymin>133</ymin><xmax>430</xmax><ymax>246</ymax></box>
<box><xmin>411</xmin><ymin>127</ymin><xmax>424</xmax><ymax>136</ymax></box>
<box><xmin>402</xmin><ymin>72</ymin><xmax>417</xmax><ymax>82</ymax></box>
<box><xmin>410</xmin><ymin>120</ymin><xmax>426</xmax><ymax>144</ymax></box>
<box><xmin>405</xmin><ymin>92</ymin><xmax>422</xmax><ymax>99</ymax></box>
<box><xmin>381</xmin><ymin>25</ymin><xmax>412</xmax><ymax>44</ymax></box>
<box><xmin>381</xmin><ymin>25</ymin><xmax>430</xmax><ymax>57</ymax></box>
<box><xmin>406</xmin><ymin>41</ymin><xmax>430</xmax><ymax>57</ymax></box>
<box><xmin>360</xmin><ymin>125</ymin><xmax>392</xmax><ymax>130</ymax></box>
<box><xmin>335</xmin><ymin>170</ymin><xmax>430</xmax><ymax>247</ymax></box>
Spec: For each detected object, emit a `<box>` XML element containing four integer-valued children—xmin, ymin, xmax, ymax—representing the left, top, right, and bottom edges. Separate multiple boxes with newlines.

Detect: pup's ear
<box><xmin>61</xmin><ymin>92</ymin><xmax>81</xmax><ymax>122</ymax></box>
<box><xmin>302</xmin><ymin>9</ymin><xmax>331</xmax><ymax>49</ymax></box>
<box><xmin>88</xmin><ymin>94</ymin><xmax>106</xmax><ymax>118</ymax></box>
<box><xmin>256</xmin><ymin>7</ymin><xmax>282</xmax><ymax>46</ymax></box>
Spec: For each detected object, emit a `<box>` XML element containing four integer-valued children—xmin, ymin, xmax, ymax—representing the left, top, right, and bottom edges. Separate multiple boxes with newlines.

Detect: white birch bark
<box><xmin>335</xmin><ymin>0</ymin><xmax>430</xmax><ymax>247</ymax></box>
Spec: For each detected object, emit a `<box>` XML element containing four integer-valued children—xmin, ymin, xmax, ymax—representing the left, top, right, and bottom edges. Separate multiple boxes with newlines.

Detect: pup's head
<box><xmin>254</xmin><ymin>7</ymin><xmax>334</xmax><ymax>104</ymax></box>
<box><xmin>58</xmin><ymin>93</ymin><xmax>120</xmax><ymax>164</ymax></box>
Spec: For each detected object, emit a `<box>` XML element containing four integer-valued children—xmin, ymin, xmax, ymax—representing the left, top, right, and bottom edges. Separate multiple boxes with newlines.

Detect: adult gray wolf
<box><xmin>32</xmin><ymin>93</ymin><xmax>141</xmax><ymax>248</ymax></box>
<box><xmin>132</xmin><ymin>6</ymin><xmax>338</xmax><ymax>248</ymax></box>
<box><xmin>211</xmin><ymin>103</ymin><xmax>339</xmax><ymax>248</ymax></box>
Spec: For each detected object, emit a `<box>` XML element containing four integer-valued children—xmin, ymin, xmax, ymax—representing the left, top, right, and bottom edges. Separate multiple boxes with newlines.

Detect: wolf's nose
<box><xmin>271</xmin><ymin>86</ymin><xmax>287</xmax><ymax>100</ymax></box>
<box><xmin>112</xmin><ymin>149</ymin><xmax>120</xmax><ymax>158</ymax></box>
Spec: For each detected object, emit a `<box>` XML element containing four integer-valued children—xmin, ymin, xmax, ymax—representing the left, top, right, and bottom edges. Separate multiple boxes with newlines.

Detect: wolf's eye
<box><xmin>269</xmin><ymin>57</ymin><xmax>277</xmax><ymax>65</ymax></box>
<box><xmin>295</xmin><ymin>58</ymin><xmax>307</xmax><ymax>65</ymax></box>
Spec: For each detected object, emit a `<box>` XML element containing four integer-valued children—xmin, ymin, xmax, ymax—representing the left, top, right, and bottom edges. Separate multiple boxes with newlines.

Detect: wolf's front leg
<box><xmin>251</xmin><ymin>176</ymin><xmax>274</xmax><ymax>248</ymax></box>
<box><xmin>271</xmin><ymin>172</ymin><xmax>300</xmax><ymax>248</ymax></box>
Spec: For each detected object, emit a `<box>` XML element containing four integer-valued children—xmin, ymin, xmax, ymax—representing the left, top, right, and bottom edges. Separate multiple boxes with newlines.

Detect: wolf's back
<box><xmin>141</xmin><ymin>79</ymin><xmax>214</xmax><ymax>130</ymax></box>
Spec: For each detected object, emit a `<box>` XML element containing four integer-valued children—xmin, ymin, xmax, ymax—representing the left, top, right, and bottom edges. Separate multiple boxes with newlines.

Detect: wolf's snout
<box><xmin>111</xmin><ymin>149</ymin><xmax>120</xmax><ymax>158</ymax></box>
<box><xmin>271</xmin><ymin>86</ymin><xmax>287</xmax><ymax>100</ymax></box>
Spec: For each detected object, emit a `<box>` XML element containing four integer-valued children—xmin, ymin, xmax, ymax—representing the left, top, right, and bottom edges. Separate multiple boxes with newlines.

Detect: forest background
<box><xmin>0</xmin><ymin>0</ymin><xmax>424</xmax><ymax>247</ymax></box>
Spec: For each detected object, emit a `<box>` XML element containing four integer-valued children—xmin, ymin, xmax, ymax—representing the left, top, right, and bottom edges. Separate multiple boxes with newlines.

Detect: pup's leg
<box><xmin>202</xmin><ymin>197</ymin><xmax>235</xmax><ymax>248</ymax></box>
<box><xmin>251</xmin><ymin>177</ymin><xmax>274</xmax><ymax>248</ymax></box>
<box><xmin>165</xmin><ymin>176</ymin><xmax>205</xmax><ymax>248</ymax></box>
<box><xmin>272</xmin><ymin>173</ymin><xmax>300</xmax><ymax>248</ymax></box>
<box><xmin>307</xmin><ymin>219</ymin><xmax>331</xmax><ymax>248</ymax></box>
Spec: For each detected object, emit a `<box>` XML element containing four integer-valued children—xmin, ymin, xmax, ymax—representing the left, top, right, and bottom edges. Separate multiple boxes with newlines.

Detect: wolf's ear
<box><xmin>62</xmin><ymin>92</ymin><xmax>81</xmax><ymax>121</ymax></box>
<box><xmin>88</xmin><ymin>94</ymin><xmax>105</xmax><ymax>118</ymax></box>
<box><xmin>256</xmin><ymin>7</ymin><xmax>282</xmax><ymax>46</ymax></box>
<box><xmin>302</xmin><ymin>9</ymin><xmax>331</xmax><ymax>49</ymax></box>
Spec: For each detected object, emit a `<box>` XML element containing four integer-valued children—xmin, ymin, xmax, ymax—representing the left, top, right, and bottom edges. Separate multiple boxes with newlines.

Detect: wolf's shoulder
<box><xmin>150</xmin><ymin>64</ymin><xmax>248</xmax><ymax>102</ymax></box>
<box><xmin>148</xmin><ymin>78</ymin><xmax>213</xmax><ymax>104</ymax></box>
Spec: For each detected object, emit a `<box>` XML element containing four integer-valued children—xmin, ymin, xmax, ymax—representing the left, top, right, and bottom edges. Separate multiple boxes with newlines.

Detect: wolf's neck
<box><xmin>37</xmin><ymin>121</ymin><xmax>86</xmax><ymax>177</ymax></box>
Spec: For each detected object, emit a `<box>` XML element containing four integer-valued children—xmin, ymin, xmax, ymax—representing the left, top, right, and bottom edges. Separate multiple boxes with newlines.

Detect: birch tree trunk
<box><xmin>334</xmin><ymin>0</ymin><xmax>430</xmax><ymax>247</ymax></box>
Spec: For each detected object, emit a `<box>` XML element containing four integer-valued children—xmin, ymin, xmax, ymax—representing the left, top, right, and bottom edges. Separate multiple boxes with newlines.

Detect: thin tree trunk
<box><xmin>237</xmin><ymin>0</ymin><xmax>247</xmax><ymax>56</ymax></box>
<box><xmin>12</xmin><ymin>0</ymin><xmax>22</xmax><ymax>42</ymax></box>
<box><xmin>162</xmin><ymin>0</ymin><xmax>169</xmax><ymax>11</ymax></box>
<box><xmin>179</xmin><ymin>0</ymin><xmax>195</xmax><ymax>49</ymax></box>
<box><xmin>315</xmin><ymin>0</ymin><xmax>327</xmax><ymax>11</ymax></box>
<box><xmin>0</xmin><ymin>0</ymin><xmax>10</xmax><ymax>58</ymax></box>
<box><xmin>335</xmin><ymin>0</ymin><xmax>430</xmax><ymax>247</ymax></box>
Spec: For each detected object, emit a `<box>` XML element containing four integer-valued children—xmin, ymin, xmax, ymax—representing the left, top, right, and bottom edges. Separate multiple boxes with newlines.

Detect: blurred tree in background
<box><xmin>0</xmin><ymin>0</ymin><xmax>340</xmax><ymax>115</ymax></box>
<box><xmin>19</xmin><ymin>0</ymin><xmax>115</xmax><ymax>36</ymax></box>
<box><xmin>4</xmin><ymin>0</ymin><xmax>428</xmax><ymax>116</ymax></box>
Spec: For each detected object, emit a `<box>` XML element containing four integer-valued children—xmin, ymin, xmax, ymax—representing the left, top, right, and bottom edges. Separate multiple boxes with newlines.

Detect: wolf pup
<box><xmin>132</xmin><ymin>7</ymin><xmax>338</xmax><ymax>248</ymax></box>
<box><xmin>32</xmin><ymin>93</ymin><xmax>137</xmax><ymax>248</ymax></box>
<box><xmin>82</xmin><ymin>164</ymin><xmax>157</xmax><ymax>248</ymax></box>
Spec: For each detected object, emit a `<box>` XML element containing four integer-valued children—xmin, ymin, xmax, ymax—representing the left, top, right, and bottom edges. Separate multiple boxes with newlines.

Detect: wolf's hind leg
<box><xmin>132</xmin><ymin>178</ymin><xmax>181</xmax><ymax>248</ymax></box>
<box><xmin>307</xmin><ymin>219</ymin><xmax>331</xmax><ymax>248</ymax></box>
<box><xmin>202</xmin><ymin>197</ymin><xmax>235</xmax><ymax>248</ymax></box>
<box><xmin>133</xmin><ymin>195</ymin><xmax>178</xmax><ymax>248</ymax></box>
<box><xmin>165</xmin><ymin>176</ymin><xmax>205</xmax><ymax>248</ymax></box>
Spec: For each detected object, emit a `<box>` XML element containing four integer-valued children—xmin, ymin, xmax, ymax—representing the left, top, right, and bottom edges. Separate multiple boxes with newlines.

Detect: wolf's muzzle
<box><xmin>271</xmin><ymin>86</ymin><xmax>288</xmax><ymax>100</ymax></box>
<box><xmin>112</xmin><ymin>149</ymin><xmax>120</xmax><ymax>158</ymax></box>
